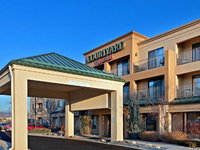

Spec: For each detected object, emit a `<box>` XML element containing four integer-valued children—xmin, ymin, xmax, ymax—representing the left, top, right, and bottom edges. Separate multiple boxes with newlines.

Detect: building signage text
<box><xmin>86</xmin><ymin>41</ymin><xmax>125</xmax><ymax>63</ymax></box>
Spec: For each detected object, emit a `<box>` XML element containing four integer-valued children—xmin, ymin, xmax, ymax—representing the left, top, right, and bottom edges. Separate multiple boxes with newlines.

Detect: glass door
<box><xmin>193</xmin><ymin>75</ymin><xmax>200</xmax><ymax>96</ymax></box>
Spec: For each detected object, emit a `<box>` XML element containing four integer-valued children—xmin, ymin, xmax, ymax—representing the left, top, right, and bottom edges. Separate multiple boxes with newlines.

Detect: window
<box><xmin>117</xmin><ymin>59</ymin><xmax>129</xmax><ymax>77</ymax></box>
<box><xmin>59</xmin><ymin>100</ymin><xmax>63</xmax><ymax>107</ymax></box>
<box><xmin>192</xmin><ymin>43</ymin><xmax>200</xmax><ymax>62</ymax></box>
<box><xmin>193</xmin><ymin>75</ymin><xmax>200</xmax><ymax>96</ymax></box>
<box><xmin>148</xmin><ymin>78</ymin><xmax>164</xmax><ymax>99</ymax></box>
<box><xmin>31</xmin><ymin>104</ymin><xmax>34</xmax><ymax>110</ymax></box>
<box><xmin>92</xmin><ymin>115</ymin><xmax>96</xmax><ymax>129</ymax></box>
<box><xmin>38</xmin><ymin>103</ymin><xmax>43</xmax><ymax>109</ymax></box>
<box><xmin>148</xmin><ymin>47</ymin><xmax>164</xmax><ymax>69</ymax></box>
<box><xmin>96</xmin><ymin>65</ymin><xmax>104</xmax><ymax>72</ymax></box>
<box><xmin>123</xmin><ymin>83</ymin><xmax>129</xmax><ymax>102</ymax></box>
<box><xmin>45</xmin><ymin>101</ymin><xmax>49</xmax><ymax>108</ymax></box>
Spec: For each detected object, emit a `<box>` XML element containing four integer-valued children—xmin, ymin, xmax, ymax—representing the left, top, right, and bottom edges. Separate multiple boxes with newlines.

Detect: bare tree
<box><xmin>44</xmin><ymin>99</ymin><xmax>57</xmax><ymax>127</ymax></box>
<box><xmin>142</xmin><ymin>96</ymin><xmax>172</xmax><ymax>136</ymax></box>
<box><xmin>128</xmin><ymin>92</ymin><xmax>145</xmax><ymax>138</ymax></box>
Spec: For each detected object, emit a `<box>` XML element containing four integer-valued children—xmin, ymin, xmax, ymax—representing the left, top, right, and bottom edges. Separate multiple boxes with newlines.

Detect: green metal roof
<box><xmin>0</xmin><ymin>52</ymin><xmax>126</xmax><ymax>82</ymax></box>
<box><xmin>170</xmin><ymin>96</ymin><xmax>200</xmax><ymax>105</ymax></box>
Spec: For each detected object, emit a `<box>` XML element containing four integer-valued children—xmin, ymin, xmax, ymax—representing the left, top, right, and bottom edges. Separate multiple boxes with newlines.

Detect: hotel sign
<box><xmin>86</xmin><ymin>41</ymin><xmax>125</xmax><ymax>64</ymax></box>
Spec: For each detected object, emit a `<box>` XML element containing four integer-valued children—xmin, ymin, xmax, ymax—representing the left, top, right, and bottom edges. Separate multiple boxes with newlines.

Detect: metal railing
<box><xmin>37</xmin><ymin>108</ymin><xmax>43</xmax><ymax>112</ymax></box>
<box><xmin>177</xmin><ymin>49</ymin><xmax>200</xmax><ymax>65</ymax></box>
<box><xmin>134</xmin><ymin>54</ymin><xmax>164</xmax><ymax>73</ymax></box>
<box><xmin>177</xmin><ymin>82</ymin><xmax>200</xmax><ymax>98</ymax></box>
<box><xmin>137</xmin><ymin>86</ymin><xmax>164</xmax><ymax>100</ymax></box>
<box><xmin>108</xmin><ymin>64</ymin><xmax>130</xmax><ymax>77</ymax></box>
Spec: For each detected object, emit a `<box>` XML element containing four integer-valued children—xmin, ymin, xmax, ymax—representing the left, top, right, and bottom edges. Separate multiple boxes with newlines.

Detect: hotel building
<box><xmin>84</xmin><ymin>19</ymin><xmax>200</xmax><ymax>137</ymax></box>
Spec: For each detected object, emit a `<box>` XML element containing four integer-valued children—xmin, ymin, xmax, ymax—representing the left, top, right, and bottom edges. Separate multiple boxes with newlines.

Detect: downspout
<box><xmin>9</xmin><ymin>65</ymin><xmax>14</xmax><ymax>150</ymax></box>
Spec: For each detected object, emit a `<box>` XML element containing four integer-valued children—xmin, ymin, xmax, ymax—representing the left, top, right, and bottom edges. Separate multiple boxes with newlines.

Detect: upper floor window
<box><xmin>59</xmin><ymin>100</ymin><xmax>63</xmax><ymax>107</ymax></box>
<box><xmin>123</xmin><ymin>82</ymin><xmax>130</xmax><ymax>102</ymax></box>
<box><xmin>96</xmin><ymin>65</ymin><xmax>104</xmax><ymax>72</ymax></box>
<box><xmin>148</xmin><ymin>47</ymin><xmax>164</xmax><ymax>69</ymax></box>
<box><xmin>38</xmin><ymin>103</ymin><xmax>43</xmax><ymax>109</ymax></box>
<box><xmin>192</xmin><ymin>43</ymin><xmax>200</xmax><ymax>62</ymax></box>
<box><xmin>148</xmin><ymin>78</ymin><xmax>164</xmax><ymax>99</ymax></box>
<box><xmin>45</xmin><ymin>101</ymin><xmax>49</xmax><ymax>108</ymax></box>
<box><xmin>117</xmin><ymin>59</ymin><xmax>129</xmax><ymax>77</ymax></box>
<box><xmin>193</xmin><ymin>75</ymin><xmax>200</xmax><ymax>96</ymax></box>
<box><xmin>31</xmin><ymin>104</ymin><xmax>34</xmax><ymax>110</ymax></box>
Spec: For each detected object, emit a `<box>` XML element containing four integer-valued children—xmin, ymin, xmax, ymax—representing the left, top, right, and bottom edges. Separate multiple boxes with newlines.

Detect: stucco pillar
<box><xmin>164</xmin><ymin>50</ymin><xmax>175</xmax><ymax>102</ymax></box>
<box><xmin>158</xmin><ymin>105</ymin><xmax>164</xmax><ymax>136</ymax></box>
<box><xmin>184</xmin><ymin>112</ymin><xmax>187</xmax><ymax>133</ymax></box>
<box><xmin>99</xmin><ymin>114</ymin><xmax>103</xmax><ymax>137</ymax></box>
<box><xmin>167</xmin><ymin>112</ymin><xmax>172</xmax><ymax>132</ymax></box>
<box><xmin>11</xmin><ymin>70</ymin><xmax>28</xmax><ymax>150</ymax></box>
<box><xmin>65</xmin><ymin>100</ymin><xmax>74</xmax><ymax>137</ymax></box>
<box><xmin>111</xmin><ymin>89</ymin><xmax>123</xmax><ymax>142</ymax></box>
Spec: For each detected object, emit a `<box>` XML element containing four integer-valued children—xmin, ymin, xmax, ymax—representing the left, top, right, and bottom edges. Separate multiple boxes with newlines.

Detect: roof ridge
<box><xmin>16</xmin><ymin>52</ymin><xmax>55</xmax><ymax>61</ymax></box>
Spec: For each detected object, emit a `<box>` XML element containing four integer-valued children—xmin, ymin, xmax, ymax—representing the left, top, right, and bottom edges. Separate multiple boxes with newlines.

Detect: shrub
<box><xmin>186</xmin><ymin>141</ymin><xmax>197</xmax><ymax>148</ymax></box>
<box><xmin>29</xmin><ymin>128</ymin><xmax>51</xmax><ymax>133</ymax></box>
<box><xmin>61</xmin><ymin>125</ymin><xmax>65</xmax><ymax>133</ymax></box>
<box><xmin>139</xmin><ymin>131</ymin><xmax>160</xmax><ymax>142</ymax></box>
<box><xmin>0</xmin><ymin>127</ymin><xmax>4</xmax><ymax>130</ymax></box>
<box><xmin>80</xmin><ymin>115</ymin><xmax>92</xmax><ymax>135</ymax></box>
<box><xmin>161</xmin><ymin>131</ymin><xmax>188</xmax><ymax>144</ymax></box>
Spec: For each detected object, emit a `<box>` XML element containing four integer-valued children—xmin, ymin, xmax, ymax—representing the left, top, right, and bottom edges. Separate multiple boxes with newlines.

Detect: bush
<box><xmin>61</xmin><ymin>125</ymin><xmax>65</xmax><ymax>133</ymax></box>
<box><xmin>29</xmin><ymin>128</ymin><xmax>51</xmax><ymax>133</ymax></box>
<box><xmin>80</xmin><ymin>115</ymin><xmax>92</xmax><ymax>135</ymax></box>
<box><xmin>139</xmin><ymin>131</ymin><xmax>160</xmax><ymax>142</ymax></box>
<box><xmin>161</xmin><ymin>131</ymin><xmax>188</xmax><ymax>144</ymax></box>
<box><xmin>0</xmin><ymin>127</ymin><xmax>4</xmax><ymax>130</ymax></box>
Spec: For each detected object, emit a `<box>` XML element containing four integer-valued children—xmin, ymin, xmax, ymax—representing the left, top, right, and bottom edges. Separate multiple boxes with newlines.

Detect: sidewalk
<box><xmin>0</xmin><ymin>140</ymin><xmax>11</xmax><ymax>150</ymax></box>
<box><xmin>125</xmin><ymin>139</ymin><xmax>196</xmax><ymax>150</ymax></box>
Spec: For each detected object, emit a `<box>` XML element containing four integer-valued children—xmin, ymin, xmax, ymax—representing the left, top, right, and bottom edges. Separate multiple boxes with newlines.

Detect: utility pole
<box><xmin>35</xmin><ymin>97</ymin><xmax>37</xmax><ymax>128</ymax></box>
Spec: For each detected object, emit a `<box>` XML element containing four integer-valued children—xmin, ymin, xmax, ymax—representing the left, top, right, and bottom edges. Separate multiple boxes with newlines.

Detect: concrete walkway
<box><xmin>125</xmin><ymin>139</ymin><xmax>196</xmax><ymax>150</ymax></box>
<box><xmin>0</xmin><ymin>140</ymin><xmax>11</xmax><ymax>150</ymax></box>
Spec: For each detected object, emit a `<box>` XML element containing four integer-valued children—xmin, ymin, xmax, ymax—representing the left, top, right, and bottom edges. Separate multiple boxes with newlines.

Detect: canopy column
<box><xmin>111</xmin><ymin>89</ymin><xmax>123</xmax><ymax>142</ymax></box>
<box><xmin>65</xmin><ymin>99</ymin><xmax>74</xmax><ymax>137</ymax></box>
<box><xmin>11</xmin><ymin>69</ymin><xmax>28</xmax><ymax>150</ymax></box>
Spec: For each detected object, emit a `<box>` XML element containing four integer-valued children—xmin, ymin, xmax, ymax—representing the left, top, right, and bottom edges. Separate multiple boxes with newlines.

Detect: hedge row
<box><xmin>138</xmin><ymin>131</ymin><xmax>200</xmax><ymax>148</ymax></box>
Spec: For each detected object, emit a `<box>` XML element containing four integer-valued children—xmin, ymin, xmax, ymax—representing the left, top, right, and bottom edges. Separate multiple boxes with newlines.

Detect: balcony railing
<box><xmin>138</xmin><ymin>86</ymin><xmax>164</xmax><ymax>101</ymax></box>
<box><xmin>108</xmin><ymin>64</ymin><xmax>130</xmax><ymax>77</ymax></box>
<box><xmin>177</xmin><ymin>82</ymin><xmax>200</xmax><ymax>98</ymax></box>
<box><xmin>37</xmin><ymin>108</ymin><xmax>43</xmax><ymax>112</ymax></box>
<box><xmin>177</xmin><ymin>49</ymin><xmax>200</xmax><ymax>65</ymax></box>
<box><xmin>134</xmin><ymin>54</ymin><xmax>164</xmax><ymax>73</ymax></box>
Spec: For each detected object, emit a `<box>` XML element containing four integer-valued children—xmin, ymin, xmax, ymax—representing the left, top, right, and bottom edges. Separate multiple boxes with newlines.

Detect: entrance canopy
<box><xmin>0</xmin><ymin>52</ymin><xmax>125</xmax><ymax>150</ymax></box>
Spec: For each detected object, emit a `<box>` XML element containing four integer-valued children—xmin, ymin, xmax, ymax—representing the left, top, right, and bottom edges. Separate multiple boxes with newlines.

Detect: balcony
<box><xmin>108</xmin><ymin>64</ymin><xmax>130</xmax><ymax>77</ymax></box>
<box><xmin>177</xmin><ymin>82</ymin><xmax>200</xmax><ymax>98</ymax></box>
<box><xmin>37</xmin><ymin>108</ymin><xmax>43</xmax><ymax>112</ymax></box>
<box><xmin>134</xmin><ymin>54</ymin><xmax>164</xmax><ymax>73</ymax></box>
<box><xmin>138</xmin><ymin>86</ymin><xmax>164</xmax><ymax>101</ymax></box>
<box><xmin>177</xmin><ymin>49</ymin><xmax>200</xmax><ymax>65</ymax></box>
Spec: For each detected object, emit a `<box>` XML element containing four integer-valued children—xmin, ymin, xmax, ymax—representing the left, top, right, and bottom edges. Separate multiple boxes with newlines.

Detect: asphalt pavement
<box><xmin>0</xmin><ymin>132</ymin><xmax>135</xmax><ymax>150</ymax></box>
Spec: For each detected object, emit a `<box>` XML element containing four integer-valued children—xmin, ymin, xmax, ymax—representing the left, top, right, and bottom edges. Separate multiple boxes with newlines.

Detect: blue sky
<box><xmin>0</xmin><ymin>0</ymin><xmax>200</xmax><ymax>112</ymax></box>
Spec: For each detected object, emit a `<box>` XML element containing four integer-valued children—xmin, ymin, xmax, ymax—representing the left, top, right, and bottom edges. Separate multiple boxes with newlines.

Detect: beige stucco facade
<box><xmin>84</xmin><ymin>19</ymin><xmax>200</xmax><ymax>136</ymax></box>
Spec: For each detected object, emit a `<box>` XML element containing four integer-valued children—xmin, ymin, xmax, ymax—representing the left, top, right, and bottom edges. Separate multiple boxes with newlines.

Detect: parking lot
<box><xmin>0</xmin><ymin>132</ymin><xmax>134</xmax><ymax>150</ymax></box>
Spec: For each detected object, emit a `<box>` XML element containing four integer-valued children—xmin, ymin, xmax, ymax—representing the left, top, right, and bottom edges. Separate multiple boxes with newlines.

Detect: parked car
<box><xmin>27</xmin><ymin>123</ymin><xmax>44</xmax><ymax>130</ymax></box>
<box><xmin>4</xmin><ymin>124</ymin><xmax>11</xmax><ymax>130</ymax></box>
<box><xmin>3</xmin><ymin>123</ymin><xmax>44</xmax><ymax>131</ymax></box>
<box><xmin>0</xmin><ymin>123</ymin><xmax>10</xmax><ymax>129</ymax></box>
<box><xmin>6</xmin><ymin>126</ymin><xmax>12</xmax><ymax>131</ymax></box>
